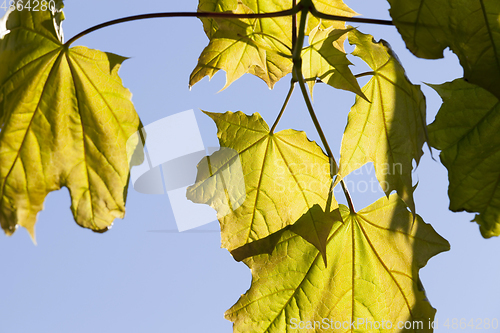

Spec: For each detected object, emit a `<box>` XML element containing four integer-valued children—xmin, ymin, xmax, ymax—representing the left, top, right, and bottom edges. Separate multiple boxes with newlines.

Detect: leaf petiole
<box><xmin>270</xmin><ymin>81</ymin><xmax>296</xmax><ymax>133</ymax></box>
<box><xmin>354</xmin><ymin>71</ymin><xmax>376</xmax><ymax>78</ymax></box>
<box><xmin>291</xmin><ymin>3</ymin><xmax>355</xmax><ymax>213</ymax></box>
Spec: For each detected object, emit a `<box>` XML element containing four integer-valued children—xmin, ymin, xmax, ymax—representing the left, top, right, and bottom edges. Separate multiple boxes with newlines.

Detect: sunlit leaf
<box><xmin>0</xmin><ymin>6</ymin><xmax>142</xmax><ymax>238</ymax></box>
<box><xmin>187</xmin><ymin>111</ymin><xmax>340</xmax><ymax>260</ymax></box>
<box><xmin>339</xmin><ymin>29</ymin><xmax>427</xmax><ymax>215</ymax></box>
<box><xmin>388</xmin><ymin>0</ymin><xmax>500</xmax><ymax>99</ymax></box>
<box><xmin>225</xmin><ymin>194</ymin><xmax>450</xmax><ymax>333</ymax></box>
<box><xmin>302</xmin><ymin>26</ymin><xmax>365</xmax><ymax>99</ymax></box>
<box><xmin>307</xmin><ymin>0</ymin><xmax>358</xmax><ymax>34</ymax></box>
<box><xmin>198</xmin><ymin>0</ymin><xmax>238</xmax><ymax>38</ymax></box>
<box><xmin>428</xmin><ymin>79</ymin><xmax>500</xmax><ymax>238</ymax></box>
<box><xmin>190</xmin><ymin>1</ymin><xmax>293</xmax><ymax>90</ymax></box>
<box><xmin>191</xmin><ymin>0</ymin><xmax>357</xmax><ymax>89</ymax></box>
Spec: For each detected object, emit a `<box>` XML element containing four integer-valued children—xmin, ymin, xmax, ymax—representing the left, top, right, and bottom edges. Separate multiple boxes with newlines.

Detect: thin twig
<box><xmin>295</xmin><ymin>66</ymin><xmax>356</xmax><ymax>213</ymax></box>
<box><xmin>270</xmin><ymin>81</ymin><xmax>296</xmax><ymax>133</ymax></box>
<box><xmin>294</xmin><ymin>67</ymin><xmax>337</xmax><ymax>172</ymax></box>
<box><xmin>65</xmin><ymin>7</ymin><xmax>301</xmax><ymax>46</ymax></box>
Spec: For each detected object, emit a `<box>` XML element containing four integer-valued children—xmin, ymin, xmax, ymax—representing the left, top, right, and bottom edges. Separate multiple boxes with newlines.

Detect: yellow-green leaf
<box><xmin>0</xmin><ymin>6</ymin><xmax>142</xmax><ymax>238</ymax></box>
<box><xmin>388</xmin><ymin>0</ymin><xmax>500</xmax><ymax>99</ymax></box>
<box><xmin>387</xmin><ymin>0</ymin><xmax>451</xmax><ymax>59</ymax></box>
<box><xmin>302</xmin><ymin>26</ymin><xmax>365</xmax><ymax>99</ymax></box>
<box><xmin>339</xmin><ymin>29</ymin><xmax>427</xmax><ymax>214</ymax></box>
<box><xmin>306</xmin><ymin>0</ymin><xmax>358</xmax><ymax>34</ymax></box>
<box><xmin>428</xmin><ymin>79</ymin><xmax>500</xmax><ymax>238</ymax></box>
<box><xmin>190</xmin><ymin>1</ymin><xmax>293</xmax><ymax>90</ymax></box>
<box><xmin>198</xmin><ymin>0</ymin><xmax>238</xmax><ymax>38</ymax></box>
<box><xmin>225</xmin><ymin>194</ymin><xmax>450</xmax><ymax>333</ymax></box>
<box><xmin>187</xmin><ymin>111</ymin><xmax>340</xmax><ymax>259</ymax></box>
<box><xmin>190</xmin><ymin>0</ymin><xmax>357</xmax><ymax>89</ymax></box>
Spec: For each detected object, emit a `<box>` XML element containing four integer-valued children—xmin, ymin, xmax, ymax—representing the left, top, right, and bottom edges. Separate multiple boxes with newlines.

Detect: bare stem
<box><xmin>270</xmin><ymin>81</ymin><xmax>296</xmax><ymax>133</ymax></box>
<box><xmin>65</xmin><ymin>7</ymin><xmax>301</xmax><ymax>46</ymax></box>
<box><xmin>295</xmin><ymin>66</ymin><xmax>356</xmax><ymax>213</ymax></box>
<box><xmin>355</xmin><ymin>71</ymin><xmax>375</xmax><ymax>78</ymax></box>
<box><xmin>291</xmin><ymin>3</ymin><xmax>356</xmax><ymax>213</ymax></box>
<box><xmin>294</xmin><ymin>67</ymin><xmax>336</xmax><ymax>171</ymax></box>
<box><xmin>340</xmin><ymin>178</ymin><xmax>355</xmax><ymax>213</ymax></box>
<box><xmin>65</xmin><ymin>3</ymin><xmax>396</xmax><ymax>47</ymax></box>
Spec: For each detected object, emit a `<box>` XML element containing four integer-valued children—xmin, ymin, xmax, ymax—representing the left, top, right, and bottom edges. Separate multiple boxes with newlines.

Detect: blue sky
<box><xmin>0</xmin><ymin>1</ymin><xmax>499</xmax><ymax>332</ymax></box>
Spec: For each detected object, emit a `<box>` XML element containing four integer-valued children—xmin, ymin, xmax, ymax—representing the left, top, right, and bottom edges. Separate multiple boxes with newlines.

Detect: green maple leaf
<box><xmin>191</xmin><ymin>0</ymin><xmax>357</xmax><ymax>90</ymax></box>
<box><xmin>190</xmin><ymin>1</ymin><xmax>293</xmax><ymax>90</ymax></box>
<box><xmin>302</xmin><ymin>26</ymin><xmax>365</xmax><ymax>98</ymax></box>
<box><xmin>338</xmin><ymin>29</ymin><xmax>427</xmax><ymax>215</ymax></box>
<box><xmin>388</xmin><ymin>0</ymin><xmax>500</xmax><ymax>99</ymax></box>
<box><xmin>225</xmin><ymin>194</ymin><xmax>449</xmax><ymax>333</ymax></box>
<box><xmin>187</xmin><ymin>111</ymin><xmax>341</xmax><ymax>261</ymax></box>
<box><xmin>428</xmin><ymin>79</ymin><xmax>500</xmax><ymax>238</ymax></box>
<box><xmin>0</xmin><ymin>5</ymin><xmax>142</xmax><ymax>238</ymax></box>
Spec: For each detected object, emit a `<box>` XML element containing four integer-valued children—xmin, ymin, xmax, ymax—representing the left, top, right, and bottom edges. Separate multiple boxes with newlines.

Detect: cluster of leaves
<box><xmin>186</xmin><ymin>0</ymin><xmax>499</xmax><ymax>331</ymax></box>
<box><xmin>185</xmin><ymin>1</ymin><xmax>449</xmax><ymax>330</ymax></box>
<box><xmin>0</xmin><ymin>0</ymin><xmax>499</xmax><ymax>332</ymax></box>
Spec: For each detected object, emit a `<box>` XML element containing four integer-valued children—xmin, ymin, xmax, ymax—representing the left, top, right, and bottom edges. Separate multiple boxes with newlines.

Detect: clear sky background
<box><xmin>0</xmin><ymin>1</ymin><xmax>499</xmax><ymax>332</ymax></box>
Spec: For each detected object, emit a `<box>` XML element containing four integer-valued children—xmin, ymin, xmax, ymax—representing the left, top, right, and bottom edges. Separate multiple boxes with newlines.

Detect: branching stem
<box><xmin>292</xmin><ymin>3</ymin><xmax>356</xmax><ymax>213</ymax></box>
<box><xmin>66</xmin><ymin>2</ymin><xmax>394</xmax><ymax>46</ymax></box>
<box><xmin>65</xmin><ymin>7</ymin><xmax>301</xmax><ymax>46</ymax></box>
<box><xmin>271</xmin><ymin>81</ymin><xmax>296</xmax><ymax>133</ymax></box>
<box><xmin>294</xmin><ymin>67</ymin><xmax>335</xmax><ymax>171</ymax></box>
<box><xmin>295</xmin><ymin>66</ymin><xmax>356</xmax><ymax>213</ymax></box>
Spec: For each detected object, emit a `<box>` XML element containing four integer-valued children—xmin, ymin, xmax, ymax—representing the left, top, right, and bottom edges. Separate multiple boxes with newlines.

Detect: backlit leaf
<box><xmin>302</xmin><ymin>26</ymin><xmax>365</xmax><ymax>98</ymax></box>
<box><xmin>339</xmin><ymin>29</ymin><xmax>427</xmax><ymax>214</ymax></box>
<box><xmin>225</xmin><ymin>194</ymin><xmax>450</xmax><ymax>333</ymax></box>
<box><xmin>428</xmin><ymin>79</ymin><xmax>500</xmax><ymax>238</ymax></box>
<box><xmin>306</xmin><ymin>0</ymin><xmax>358</xmax><ymax>34</ymax></box>
<box><xmin>187</xmin><ymin>111</ymin><xmax>340</xmax><ymax>259</ymax></box>
<box><xmin>198</xmin><ymin>0</ymin><xmax>238</xmax><ymax>38</ymax></box>
<box><xmin>388</xmin><ymin>0</ymin><xmax>500</xmax><ymax>99</ymax></box>
<box><xmin>191</xmin><ymin>0</ymin><xmax>357</xmax><ymax>89</ymax></box>
<box><xmin>190</xmin><ymin>1</ymin><xmax>293</xmax><ymax>90</ymax></box>
<box><xmin>0</xmin><ymin>6</ymin><xmax>142</xmax><ymax>238</ymax></box>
